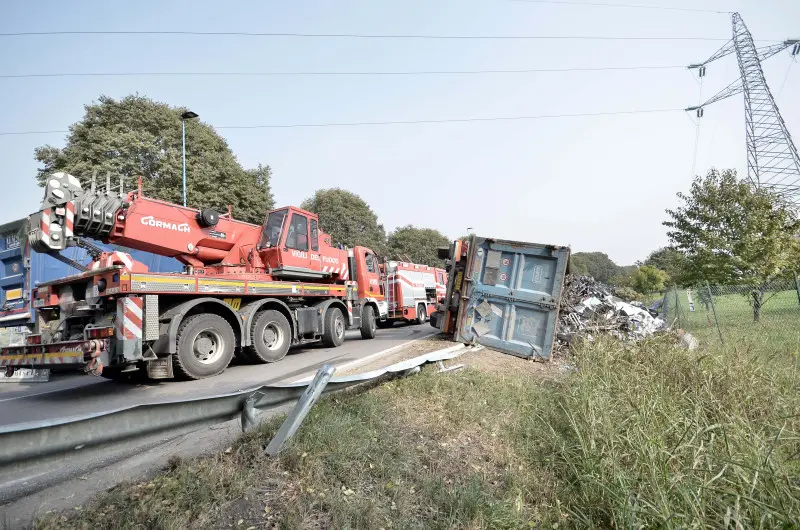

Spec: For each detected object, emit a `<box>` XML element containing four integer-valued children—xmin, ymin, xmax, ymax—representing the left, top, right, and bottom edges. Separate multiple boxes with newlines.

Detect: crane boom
<box><xmin>30</xmin><ymin>172</ymin><xmax>261</xmax><ymax>268</ymax></box>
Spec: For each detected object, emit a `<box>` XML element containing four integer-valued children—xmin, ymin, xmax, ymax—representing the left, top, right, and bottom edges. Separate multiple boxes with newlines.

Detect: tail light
<box><xmin>26</xmin><ymin>335</ymin><xmax>42</xmax><ymax>345</ymax></box>
<box><xmin>86</xmin><ymin>327</ymin><xmax>115</xmax><ymax>339</ymax></box>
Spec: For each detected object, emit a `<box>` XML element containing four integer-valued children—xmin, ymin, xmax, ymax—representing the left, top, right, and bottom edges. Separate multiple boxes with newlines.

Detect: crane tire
<box><xmin>173</xmin><ymin>313</ymin><xmax>235</xmax><ymax>380</ymax></box>
<box><xmin>246</xmin><ymin>310</ymin><xmax>291</xmax><ymax>363</ymax></box>
<box><xmin>360</xmin><ymin>305</ymin><xmax>377</xmax><ymax>339</ymax></box>
<box><xmin>321</xmin><ymin>307</ymin><xmax>346</xmax><ymax>348</ymax></box>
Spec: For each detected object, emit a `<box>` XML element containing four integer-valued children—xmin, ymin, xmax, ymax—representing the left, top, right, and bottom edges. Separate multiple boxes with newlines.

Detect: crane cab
<box><xmin>258</xmin><ymin>206</ymin><xmax>349</xmax><ymax>281</ymax></box>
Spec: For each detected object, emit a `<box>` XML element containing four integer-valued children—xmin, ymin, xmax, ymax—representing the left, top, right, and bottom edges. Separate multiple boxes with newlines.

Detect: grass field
<box><xmin>34</xmin><ymin>336</ymin><xmax>800</xmax><ymax>529</ymax></box>
<box><xmin>663</xmin><ymin>286</ymin><xmax>800</xmax><ymax>354</ymax></box>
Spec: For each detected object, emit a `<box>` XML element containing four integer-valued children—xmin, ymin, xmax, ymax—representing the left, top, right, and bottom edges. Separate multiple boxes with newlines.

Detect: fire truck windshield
<box><xmin>259</xmin><ymin>209</ymin><xmax>288</xmax><ymax>248</ymax></box>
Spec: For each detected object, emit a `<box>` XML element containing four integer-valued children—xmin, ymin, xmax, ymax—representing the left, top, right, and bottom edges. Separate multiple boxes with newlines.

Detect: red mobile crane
<box><xmin>0</xmin><ymin>172</ymin><xmax>388</xmax><ymax>381</ymax></box>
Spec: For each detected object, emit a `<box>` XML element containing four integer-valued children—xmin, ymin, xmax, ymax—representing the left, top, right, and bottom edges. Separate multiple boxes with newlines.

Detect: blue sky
<box><xmin>1</xmin><ymin>0</ymin><xmax>798</xmax><ymax>264</ymax></box>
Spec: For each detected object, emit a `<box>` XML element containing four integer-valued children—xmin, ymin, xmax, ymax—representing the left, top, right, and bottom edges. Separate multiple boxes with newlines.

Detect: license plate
<box><xmin>147</xmin><ymin>358</ymin><xmax>173</xmax><ymax>379</ymax></box>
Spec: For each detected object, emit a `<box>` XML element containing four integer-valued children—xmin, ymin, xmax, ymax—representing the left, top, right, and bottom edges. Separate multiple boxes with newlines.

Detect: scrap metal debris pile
<box><xmin>557</xmin><ymin>275</ymin><xmax>666</xmax><ymax>347</ymax></box>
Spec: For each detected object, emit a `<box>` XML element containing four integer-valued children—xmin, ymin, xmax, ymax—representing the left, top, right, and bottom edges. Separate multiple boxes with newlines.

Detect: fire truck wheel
<box><xmin>415</xmin><ymin>304</ymin><xmax>427</xmax><ymax>325</ymax></box>
<box><xmin>321</xmin><ymin>307</ymin><xmax>346</xmax><ymax>347</ymax></box>
<box><xmin>173</xmin><ymin>313</ymin><xmax>236</xmax><ymax>379</ymax></box>
<box><xmin>247</xmin><ymin>310</ymin><xmax>291</xmax><ymax>363</ymax></box>
<box><xmin>360</xmin><ymin>305</ymin><xmax>377</xmax><ymax>339</ymax></box>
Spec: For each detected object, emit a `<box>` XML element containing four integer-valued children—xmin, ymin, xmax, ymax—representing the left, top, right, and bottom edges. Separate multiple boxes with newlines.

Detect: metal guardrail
<box><xmin>0</xmin><ymin>344</ymin><xmax>471</xmax><ymax>470</ymax></box>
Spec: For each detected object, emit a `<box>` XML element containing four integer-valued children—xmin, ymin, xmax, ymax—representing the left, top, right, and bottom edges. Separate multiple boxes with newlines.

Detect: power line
<box><xmin>505</xmin><ymin>0</ymin><xmax>730</xmax><ymax>14</ymax></box>
<box><xmin>776</xmin><ymin>58</ymin><xmax>796</xmax><ymax>98</ymax></box>
<box><xmin>0</xmin><ymin>64</ymin><xmax>686</xmax><ymax>79</ymax></box>
<box><xmin>0</xmin><ymin>108</ymin><xmax>683</xmax><ymax>136</ymax></box>
<box><xmin>0</xmin><ymin>30</ymin><xmax>737</xmax><ymax>41</ymax></box>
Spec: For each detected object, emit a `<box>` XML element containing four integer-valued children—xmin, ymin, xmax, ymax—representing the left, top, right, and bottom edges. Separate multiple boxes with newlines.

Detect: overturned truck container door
<box><xmin>455</xmin><ymin>236</ymin><xmax>569</xmax><ymax>360</ymax></box>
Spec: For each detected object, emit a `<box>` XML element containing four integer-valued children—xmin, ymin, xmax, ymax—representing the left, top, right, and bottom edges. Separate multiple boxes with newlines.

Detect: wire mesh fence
<box><xmin>661</xmin><ymin>275</ymin><xmax>800</xmax><ymax>352</ymax></box>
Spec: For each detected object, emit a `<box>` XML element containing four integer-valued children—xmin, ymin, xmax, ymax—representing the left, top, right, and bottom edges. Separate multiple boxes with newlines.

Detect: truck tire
<box><xmin>360</xmin><ymin>305</ymin><xmax>377</xmax><ymax>339</ymax></box>
<box><xmin>246</xmin><ymin>310</ymin><xmax>291</xmax><ymax>363</ymax></box>
<box><xmin>416</xmin><ymin>304</ymin><xmax>427</xmax><ymax>325</ymax></box>
<box><xmin>321</xmin><ymin>307</ymin><xmax>346</xmax><ymax>348</ymax></box>
<box><xmin>173</xmin><ymin>313</ymin><xmax>236</xmax><ymax>380</ymax></box>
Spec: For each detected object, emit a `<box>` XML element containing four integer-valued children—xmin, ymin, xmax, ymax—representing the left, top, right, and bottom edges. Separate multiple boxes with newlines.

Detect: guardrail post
<box><xmin>240</xmin><ymin>392</ymin><xmax>263</xmax><ymax>433</ymax></box>
<box><xmin>265</xmin><ymin>364</ymin><xmax>335</xmax><ymax>456</ymax></box>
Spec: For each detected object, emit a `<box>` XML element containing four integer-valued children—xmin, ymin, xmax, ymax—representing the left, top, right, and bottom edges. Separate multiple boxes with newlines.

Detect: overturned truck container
<box><xmin>430</xmin><ymin>235</ymin><xmax>570</xmax><ymax>360</ymax></box>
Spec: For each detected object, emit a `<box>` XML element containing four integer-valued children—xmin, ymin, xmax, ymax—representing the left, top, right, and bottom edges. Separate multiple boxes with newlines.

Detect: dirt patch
<box><xmin>457</xmin><ymin>347</ymin><xmax>567</xmax><ymax>379</ymax></box>
<box><xmin>337</xmin><ymin>334</ymin><xmax>451</xmax><ymax>375</ymax></box>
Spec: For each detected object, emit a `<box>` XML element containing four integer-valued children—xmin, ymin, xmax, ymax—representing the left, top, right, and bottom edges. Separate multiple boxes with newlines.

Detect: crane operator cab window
<box><xmin>259</xmin><ymin>209</ymin><xmax>288</xmax><ymax>249</ymax></box>
<box><xmin>285</xmin><ymin>213</ymin><xmax>309</xmax><ymax>251</ymax></box>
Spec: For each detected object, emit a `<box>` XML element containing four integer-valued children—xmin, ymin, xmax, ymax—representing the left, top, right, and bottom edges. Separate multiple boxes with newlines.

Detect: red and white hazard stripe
<box><xmin>322</xmin><ymin>265</ymin><xmax>349</xmax><ymax>278</ymax></box>
<box><xmin>40</xmin><ymin>208</ymin><xmax>51</xmax><ymax>246</ymax></box>
<box><xmin>64</xmin><ymin>202</ymin><xmax>74</xmax><ymax>238</ymax></box>
<box><xmin>116</xmin><ymin>297</ymin><xmax>143</xmax><ymax>341</ymax></box>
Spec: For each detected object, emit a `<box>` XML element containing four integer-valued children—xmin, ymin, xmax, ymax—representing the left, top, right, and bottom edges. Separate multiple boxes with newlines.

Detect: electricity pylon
<box><xmin>687</xmin><ymin>13</ymin><xmax>799</xmax><ymax>203</ymax></box>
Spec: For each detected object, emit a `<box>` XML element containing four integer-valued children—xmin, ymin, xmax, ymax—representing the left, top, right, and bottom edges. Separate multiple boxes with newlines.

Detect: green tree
<box><xmin>245</xmin><ymin>163</ymin><xmax>276</xmax><ymax>213</ymax></box>
<box><xmin>301</xmin><ymin>188</ymin><xmax>387</xmax><ymax>255</ymax></box>
<box><xmin>628</xmin><ymin>265</ymin><xmax>669</xmax><ymax>294</ymax></box>
<box><xmin>664</xmin><ymin>168</ymin><xmax>800</xmax><ymax>321</ymax></box>
<box><xmin>34</xmin><ymin>94</ymin><xmax>273</xmax><ymax>224</ymax></box>
<box><xmin>569</xmin><ymin>252</ymin><xmax>622</xmax><ymax>284</ymax></box>
<box><xmin>643</xmin><ymin>247</ymin><xmax>689</xmax><ymax>287</ymax></box>
<box><xmin>387</xmin><ymin>225</ymin><xmax>450</xmax><ymax>267</ymax></box>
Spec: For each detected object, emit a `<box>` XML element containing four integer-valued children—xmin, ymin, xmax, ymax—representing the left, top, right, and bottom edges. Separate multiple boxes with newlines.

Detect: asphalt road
<box><xmin>0</xmin><ymin>325</ymin><xmax>436</xmax><ymax>426</ymax></box>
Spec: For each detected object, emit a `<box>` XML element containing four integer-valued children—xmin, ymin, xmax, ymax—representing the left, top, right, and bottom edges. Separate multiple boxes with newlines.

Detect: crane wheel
<box><xmin>246</xmin><ymin>310</ymin><xmax>291</xmax><ymax>363</ymax></box>
<box><xmin>360</xmin><ymin>305</ymin><xmax>377</xmax><ymax>340</ymax></box>
<box><xmin>173</xmin><ymin>313</ymin><xmax>235</xmax><ymax>380</ymax></box>
<box><xmin>321</xmin><ymin>307</ymin><xmax>346</xmax><ymax>348</ymax></box>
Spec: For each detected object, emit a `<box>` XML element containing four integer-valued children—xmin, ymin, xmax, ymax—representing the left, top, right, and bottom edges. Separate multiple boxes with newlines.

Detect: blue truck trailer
<box><xmin>431</xmin><ymin>235</ymin><xmax>570</xmax><ymax>360</ymax></box>
<box><xmin>0</xmin><ymin>218</ymin><xmax>183</xmax><ymax>332</ymax></box>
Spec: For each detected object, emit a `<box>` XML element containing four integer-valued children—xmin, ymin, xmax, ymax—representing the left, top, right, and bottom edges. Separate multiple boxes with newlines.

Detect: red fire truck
<box><xmin>0</xmin><ymin>172</ymin><xmax>392</xmax><ymax>381</ymax></box>
<box><xmin>378</xmin><ymin>261</ymin><xmax>447</xmax><ymax>327</ymax></box>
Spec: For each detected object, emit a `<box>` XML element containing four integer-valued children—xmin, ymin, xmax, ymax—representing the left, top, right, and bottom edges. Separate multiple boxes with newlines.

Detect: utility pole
<box><xmin>686</xmin><ymin>13</ymin><xmax>799</xmax><ymax>203</ymax></box>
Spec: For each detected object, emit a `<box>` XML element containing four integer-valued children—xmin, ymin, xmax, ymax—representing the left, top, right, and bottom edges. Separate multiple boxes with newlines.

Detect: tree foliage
<box><xmin>570</xmin><ymin>252</ymin><xmax>623</xmax><ymax>284</ymax></box>
<box><xmin>301</xmin><ymin>188</ymin><xmax>387</xmax><ymax>255</ymax></box>
<box><xmin>643</xmin><ymin>247</ymin><xmax>689</xmax><ymax>287</ymax></box>
<box><xmin>628</xmin><ymin>265</ymin><xmax>669</xmax><ymax>294</ymax></box>
<box><xmin>34</xmin><ymin>94</ymin><xmax>274</xmax><ymax>224</ymax></box>
<box><xmin>387</xmin><ymin>225</ymin><xmax>450</xmax><ymax>267</ymax></box>
<box><xmin>664</xmin><ymin>168</ymin><xmax>800</xmax><ymax>321</ymax></box>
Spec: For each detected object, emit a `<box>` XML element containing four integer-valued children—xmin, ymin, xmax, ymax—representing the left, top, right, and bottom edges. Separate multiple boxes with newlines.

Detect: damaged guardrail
<box><xmin>0</xmin><ymin>344</ymin><xmax>473</xmax><ymax>492</ymax></box>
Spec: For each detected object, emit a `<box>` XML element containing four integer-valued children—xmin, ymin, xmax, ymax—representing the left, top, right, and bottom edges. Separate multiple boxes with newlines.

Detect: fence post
<box><xmin>794</xmin><ymin>270</ymin><xmax>800</xmax><ymax>306</ymax></box>
<box><xmin>706</xmin><ymin>280</ymin><xmax>724</xmax><ymax>345</ymax></box>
